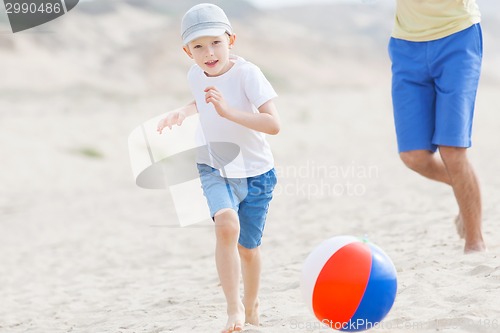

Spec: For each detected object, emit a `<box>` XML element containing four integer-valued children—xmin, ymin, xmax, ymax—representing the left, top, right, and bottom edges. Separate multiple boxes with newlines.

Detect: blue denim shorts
<box><xmin>389</xmin><ymin>23</ymin><xmax>483</xmax><ymax>153</ymax></box>
<box><xmin>197</xmin><ymin>164</ymin><xmax>277</xmax><ymax>249</ymax></box>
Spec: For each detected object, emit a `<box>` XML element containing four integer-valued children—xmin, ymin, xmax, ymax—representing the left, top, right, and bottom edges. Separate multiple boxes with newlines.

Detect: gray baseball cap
<box><xmin>181</xmin><ymin>3</ymin><xmax>232</xmax><ymax>45</ymax></box>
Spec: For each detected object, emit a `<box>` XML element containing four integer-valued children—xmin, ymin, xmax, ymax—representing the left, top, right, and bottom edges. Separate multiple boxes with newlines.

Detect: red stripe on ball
<box><xmin>312</xmin><ymin>242</ymin><xmax>372</xmax><ymax>326</ymax></box>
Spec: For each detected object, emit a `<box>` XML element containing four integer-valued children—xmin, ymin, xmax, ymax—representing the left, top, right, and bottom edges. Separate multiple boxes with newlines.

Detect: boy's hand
<box><xmin>205</xmin><ymin>86</ymin><xmax>230</xmax><ymax>118</ymax></box>
<box><xmin>157</xmin><ymin>111</ymin><xmax>186</xmax><ymax>134</ymax></box>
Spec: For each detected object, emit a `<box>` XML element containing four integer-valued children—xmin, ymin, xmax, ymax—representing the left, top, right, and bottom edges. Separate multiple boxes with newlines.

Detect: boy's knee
<box><xmin>238</xmin><ymin>245</ymin><xmax>259</xmax><ymax>261</ymax></box>
<box><xmin>214</xmin><ymin>209</ymin><xmax>239</xmax><ymax>240</ymax></box>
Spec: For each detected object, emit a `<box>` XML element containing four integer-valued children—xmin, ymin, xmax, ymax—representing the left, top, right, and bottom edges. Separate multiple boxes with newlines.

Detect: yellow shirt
<box><xmin>392</xmin><ymin>0</ymin><xmax>481</xmax><ymax>41</ymax></box>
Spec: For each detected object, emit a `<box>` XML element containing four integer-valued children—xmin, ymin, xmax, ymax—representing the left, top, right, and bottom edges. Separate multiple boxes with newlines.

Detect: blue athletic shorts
<box><xmin>389</xmin><ymin>23</ymin><xmax>483</xmax><ymax>153</ymax></box>
<box><xmin>197</xmin><ymin>164</ymin><xmax>277</xmax><ymax>249</ymax></box>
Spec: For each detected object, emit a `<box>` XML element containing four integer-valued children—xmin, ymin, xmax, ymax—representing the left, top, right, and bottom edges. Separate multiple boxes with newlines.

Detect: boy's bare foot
<box><xmin>243</xmin><ymin>297</ymin><xmax>260</xmax><ymax>327</ymax></box>
<box><xmin>222</xmin><ymin>303</ymin><xmax>245</xmax><ymax>333</ymax></box>
<box><xmin>454</xmin><ymin>214</ymin><xmax>465</xmax><ymax>239</ymax></box>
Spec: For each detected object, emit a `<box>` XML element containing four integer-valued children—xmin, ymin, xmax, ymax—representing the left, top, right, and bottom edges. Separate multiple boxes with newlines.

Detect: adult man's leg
<box><xmin>439</xmin><ymin>146</ymin><xmax>485</xmax><ymax>253</ymax></box>
<box><xmin>400</xmin><ymin>150</ymin><xmax>451</xmax><ymax>185</ymax></box>
<box><xmin>399</xmin><ymin>148</ymin><xmax>486</xmax><ymax>253</ymax></box>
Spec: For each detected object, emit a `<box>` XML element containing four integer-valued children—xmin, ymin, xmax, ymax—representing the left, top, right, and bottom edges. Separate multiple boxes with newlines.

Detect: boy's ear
<box><xmin>183</xmin><ymin>45</ymin><xmax>193</xmax><ymax>59</ymax></box>
<box><xmin>228</xmin><ymin>34</ymin><xmax>237</xmax><ymax>49</ymax></box>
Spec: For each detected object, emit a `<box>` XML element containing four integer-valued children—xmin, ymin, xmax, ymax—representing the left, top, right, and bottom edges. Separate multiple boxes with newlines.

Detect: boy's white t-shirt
<box><xmin>187</xmin><ymin>55</ymin><xmax>277</xmax><ymax>178</ymax></box>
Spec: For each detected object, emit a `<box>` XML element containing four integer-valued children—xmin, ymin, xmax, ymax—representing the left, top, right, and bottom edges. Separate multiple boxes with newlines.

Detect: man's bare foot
<box><xmin>454</xmin><ymin>214</ymin><xmax>465</xmax><ymax>239</ymax></box>
<box><xmin>464</xmin><ymin>241</ymin><xmax>487</xmax><ymax>254</ymax></box>
<box><xmin>243</xmin><ymin>298</ymin><xmax>260</xmax><ymax>327</ymax></box>
<box><xmin>455</xmin><ymin>214</ymin><xmax>486</xmax><ymax>253</ymax></box>
<box><xmin>222</xmin><ymin>303</ymin><xmax>245</xmax><ymax>333</ymax></box>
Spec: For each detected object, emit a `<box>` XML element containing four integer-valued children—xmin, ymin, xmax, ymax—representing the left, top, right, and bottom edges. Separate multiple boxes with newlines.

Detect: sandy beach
<box><xmin>1</xmin><ymin>1</ymin><xmax>500</xmax><ymax>332</ymax></box>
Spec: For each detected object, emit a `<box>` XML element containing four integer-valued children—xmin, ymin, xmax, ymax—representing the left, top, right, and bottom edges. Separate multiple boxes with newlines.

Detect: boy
<box><xmin>157</xmin><ymin>3</ymin><xmax>280</xmax><ymax>332</ymax></box>
<box><xmin>388</xmin><ymin>0</ymin><xmax>486</xmax><ymax>253</ymax></box>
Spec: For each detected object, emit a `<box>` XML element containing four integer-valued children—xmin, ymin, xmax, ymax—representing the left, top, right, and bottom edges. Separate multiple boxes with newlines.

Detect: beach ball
<box><xmin>300</xmin><ymin>235</ymin><xmax>397</xmax><ymax>332</ymax></box>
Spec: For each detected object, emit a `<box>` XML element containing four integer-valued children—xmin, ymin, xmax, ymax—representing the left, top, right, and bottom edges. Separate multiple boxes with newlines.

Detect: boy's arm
<box><xmin>179</xmin><ymin>100</ymin><xmax>198</xmax><ymax>117</ymax></box>
<box><xmin>157</xmin><ymin>100</ymin><xmax>198</xmax><ymax>134</ymax></box>
<box><xmin>205</xmin><ymin>87</ymin><xmax>280</xmax><ymax>135</ymax></box>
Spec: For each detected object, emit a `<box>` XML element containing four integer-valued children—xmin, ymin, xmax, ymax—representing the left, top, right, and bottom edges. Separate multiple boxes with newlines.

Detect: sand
<box><xmin>1</xmin><ymin>1</ymin><xmax>500</xmax><ymax>332</ymax></box>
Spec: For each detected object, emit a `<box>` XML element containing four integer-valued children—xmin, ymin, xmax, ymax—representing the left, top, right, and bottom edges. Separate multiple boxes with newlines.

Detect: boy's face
<box><xmin>183</xmin><ymin>34</ymin><xmax>236</xmax><ymax>77</ymax></box>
